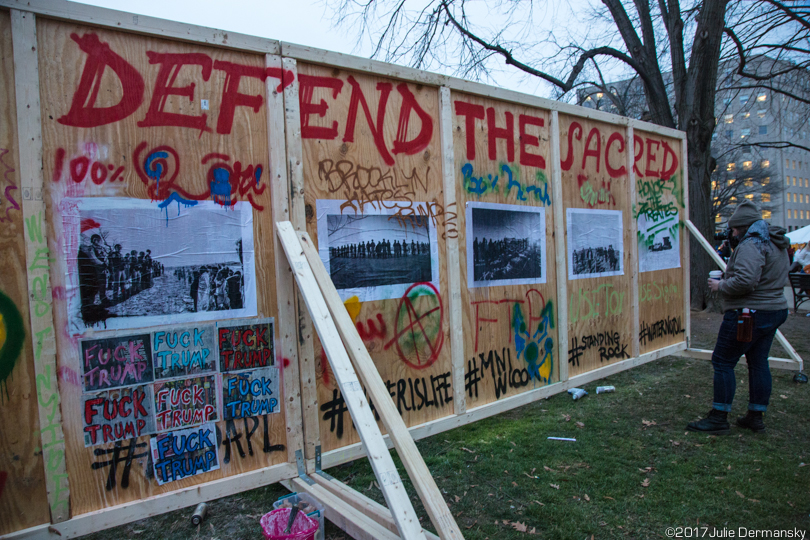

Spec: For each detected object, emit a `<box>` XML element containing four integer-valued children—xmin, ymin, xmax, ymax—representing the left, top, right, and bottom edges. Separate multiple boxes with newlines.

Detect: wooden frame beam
<box><xmin>294</xmin><ymin>231</ymin><xmax>464</xmax><ymax>539</ymax></box>
<box><xmin>276</xmin><ymin>222</ymin><xmax>427</xmax><ymax>540</ymax></box>
<box><xmin>11</xmin><ymin>8</ymin><xmax>70</xmax><ymax>524</ymax></box>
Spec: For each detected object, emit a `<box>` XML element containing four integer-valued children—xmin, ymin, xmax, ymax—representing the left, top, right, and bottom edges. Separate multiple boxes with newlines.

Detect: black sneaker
<box><xmin>736</xmin><ymin>410</ymin><xmax>765</xmax><ymax>433</ymax></box>
<box><xmin>686</xmin><ymin>409</ymin><xmax>730</xmax><ymax>434</ymax></box>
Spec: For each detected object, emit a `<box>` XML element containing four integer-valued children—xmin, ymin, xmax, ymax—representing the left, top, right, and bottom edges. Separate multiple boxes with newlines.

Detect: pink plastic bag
<box><xmin>260</xmin><ymin>508</ymin><xmax>319</xmax><ymax>540</ymax></box>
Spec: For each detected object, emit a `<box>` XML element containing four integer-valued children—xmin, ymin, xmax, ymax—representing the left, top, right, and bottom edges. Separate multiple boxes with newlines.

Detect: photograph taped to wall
<box><xmin>638</xmin><ymin>213</ymin><xmax>681</xmax><ymax>273</ymax></box>
<box><xmin>316</xmin><ymin>199</ymin><xmax>440</xmax><ymax>302</ymax></box>
<box><xmin>567</xmin><ymin>208</ymin><xmax>624</xmax><ymax>280</ymax></box>
<box><xmin>152</xmin><ymin>323</ymin><xmax>218</xmax><ymax>380</ymax></box>
<box><xmin>466</xmin><ymin>202</ymin><xmax>547</xmax><ymax>288</ymax></box>
<box><xmin>82</xmin><ymin>385</ymin><xmax>155</xmax><ymax>447</ymax></box>
<box><xmin>61</xmin><ymin>197</ymin><xmax>257</xmax><ymax>334</ymax></box>
<box><xmin>150</xmin><ymin>422</ymin><xmax>220</xmax><ymax>485</ymax></box>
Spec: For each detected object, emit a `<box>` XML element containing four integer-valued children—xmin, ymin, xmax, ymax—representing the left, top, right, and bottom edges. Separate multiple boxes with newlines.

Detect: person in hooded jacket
<box><xmin>687</xmin><ymin>201</ymin><xmax>790</xmax><ymax>434</ymax></box>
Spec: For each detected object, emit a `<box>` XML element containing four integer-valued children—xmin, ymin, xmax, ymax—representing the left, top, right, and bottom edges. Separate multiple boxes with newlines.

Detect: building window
<box><xmin>793</xmin><ymin>160</ymin><xmax>797</xmax><ymax>169</ymax></box>
<box><xmin>743</xmin><ymin>161</ymin><xmax>753</xmax><ymax>170</ymax></box>
<box><xmin>741</xmin><ymin>128</ymin><xmax>750</xmax><ymax>138</ymax></box>
<box><xmin>740</xmin><ymin>95</ymin><xmax>749</xmax><ymax>104</ymax></box>
<box><xmin>786</xmin><ymin>158</ymin><xmax>791</xmax><ymax>168</ymax></box>
<box><xmin>757</xmin><ymin>93</ymin><xmax>767</xmax><ymax>102</ymax></box>
<box><xmin>745</xmin><ymin>194</ymin><xmax>754</xmax><ymax>200</ymax></box>
<box><xmin>761</xmin><ymin>160</ymin><xmax>770</xmax><ymax>168</ymax></box>
<box><xmin>724</xmin><ymin>114</ymin><xmax>734</xmax><ymax>123</ymax></box>
<box><xmin>759</xmin><ymin>125</ymin><xmax>767</xmax><ymax>135</ymax></box>
<box><xmin>794</xmin><ymin>177</ymin><xmax>797</xmax><ymax>186</ymax></box>
<box><xmin>786</xmin><ymin>177</ymin><xmax>790</xmax><ymax>186</ymax></box>
<box><xmin>744</xmin><ymin>178</ymin><xmax>753</xmax><ymax>187</ymax></box>
<box><xmin>727</xmin><ymin>163</ymin><xmax>736</xmax><ymax>172</ymax></box>
<box><xmin>728</xmin><ymin>178</ymin><xmax>736</xmax><ymax>186</ymax></box>
<box><xmin>763</xmin><ymin>177</ymin><xmax>770</xmax><ymax>185</ymax></box>
<box><xmin>758</xmin><ymin>109</ymin><xmax>767</xmax><ymax>118</ymax></box>
<box><xmin>806</xmin><ymin>179</ymin><xmax>809</xmax><ymax>188</ymax></box>
<box><xmin>724</xmin><ymin>97</ymin><xmax>732</xmax><ymax>106</ymax></box>
<box><xmin>761</xmin><ymin>193</ymin><xmax>771</xmax><ymax>203</ymax></box>
<box><xmin>715</xmin><ymin>214</ymin><xmax>722</xmax><ymax>223</ymax></box>
<box><xmin>794</xmin><ymin>193</ymin><xmax>798</xmax><ymax>203</ymax></box>
<box><xmin>741</xmin><ymin>112</ymin><xmax>750</xmax><ymax>119</ymax></box>
<box><xmin>763</xmin><ymin>210</ymin><xmax>772</xmax><ymax>219</ymax></box>
<box><xmin>711</xmin><ymin>181</ymin><xmax>716</xmax><ymax>190</ymax></box>
<box><xmin>725</xmin><ymin>130</ymin><xmax>733</xmax><ymax>138</ymax></box>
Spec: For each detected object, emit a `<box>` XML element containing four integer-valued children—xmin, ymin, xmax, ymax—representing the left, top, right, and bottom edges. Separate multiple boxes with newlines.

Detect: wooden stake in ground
<box><xmin>294</xmin><ymin>229</ymin><xmax>465</xmax><ymax>540</ymax></box>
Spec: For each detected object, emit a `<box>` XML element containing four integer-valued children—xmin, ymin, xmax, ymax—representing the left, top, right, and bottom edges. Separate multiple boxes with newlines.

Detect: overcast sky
<box><xmin>73</xmin><ymin>0</ymin><xmax>600</xmax><ymax>98</ymax></box>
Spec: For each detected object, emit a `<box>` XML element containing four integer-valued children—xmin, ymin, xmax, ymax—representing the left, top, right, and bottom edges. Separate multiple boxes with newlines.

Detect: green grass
<box><xmin>83</xmin><ymin>312</ymin><xmax>810</xmax><ymax>540</ymax></box>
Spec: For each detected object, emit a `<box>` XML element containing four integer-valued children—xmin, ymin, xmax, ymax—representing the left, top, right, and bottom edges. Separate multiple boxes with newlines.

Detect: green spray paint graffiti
<box><xmin>511</xmin><ymin>299</ymin><xmax>554</xmax><ymax>383</ymax></box>
<box><xmin>461</xmin><ymin>163</ymin><xmax>551</xmax><ymax>205</ymax></box>
<box><xmin>0</xmin><ymin>290</ymin><xmax>26</xmax><ymax>402</ymax></box>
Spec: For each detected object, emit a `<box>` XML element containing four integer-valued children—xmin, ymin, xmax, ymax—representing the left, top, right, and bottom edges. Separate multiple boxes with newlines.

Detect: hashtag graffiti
<box><xmin>321</xmin><ymin>389</ymin><xmax>349</xmax><ymax>439</ymax></box>
<box><xmin>91</xmin><ymin>438</ymin><xmax>148</xmax><ymax>491</ymax></box>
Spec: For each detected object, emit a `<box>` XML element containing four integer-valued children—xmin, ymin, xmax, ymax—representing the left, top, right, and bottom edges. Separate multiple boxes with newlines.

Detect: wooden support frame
<box><xmin>439</xmin><ymin>86</ymin><xmax>466</xmax><ymax>416</ymax></box>
<box><xmin>294</xmin><ymin>230</ymin><xmax>464</xmax><ymax>539</ymax></box>
<box><xmin>276</xmin><ymin>222</ymin><xmax>427</xmax><ymax>540</ymax></box>
<box><xmin>628</xmin><ymin>126</ymin><xmax>641</xmax><ymax>358</ymax></box>
<box><xmin>550</xmin><ymin>111</ymin><xmax>569</xmax><ymax>383</ymax></box>
<box><xmin>11</xmin><ymin>8</ymin><xmax>70</xmax><ymax>524</ymax></box>
<box><xmin>267</xmin><ymin>53</ymin><xmax>305</xmax><ymax>464</ymax></box>
<box><xmin>683</xmin><ymin>219</ymin><xmax>804</xmax><ymax>371</ymax></box>
<box><xmin>282</xmin><ymin>57</ymin><xmax>320</xmax><ymax>464</ymax></box>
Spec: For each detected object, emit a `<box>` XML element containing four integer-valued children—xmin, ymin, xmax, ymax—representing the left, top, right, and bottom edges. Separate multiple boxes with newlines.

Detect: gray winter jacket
<box><xmin>718</xmin><ymin>222</ymin><xmax>789</xmax><ymax>312</ymax></box>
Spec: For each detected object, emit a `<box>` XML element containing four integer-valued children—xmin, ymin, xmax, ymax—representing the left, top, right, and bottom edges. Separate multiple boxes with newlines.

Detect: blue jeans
<box><xmin>711</xmin><ymin>309</ymin><xmax>788</xmax><ymax>412</ymax></box>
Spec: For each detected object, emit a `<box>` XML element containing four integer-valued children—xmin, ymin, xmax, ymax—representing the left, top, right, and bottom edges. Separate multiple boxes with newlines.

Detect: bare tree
<box><xmin>328</xmin><ymin>0</ymin><xmax>809</xmax><ymax>309</ymax></box>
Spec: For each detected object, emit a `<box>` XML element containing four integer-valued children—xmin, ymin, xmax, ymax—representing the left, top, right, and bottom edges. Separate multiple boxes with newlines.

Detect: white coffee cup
<box><xmin>709</xmin><ymin>270</ymin><xmax>723</xmax><ymax>280</ymax></box>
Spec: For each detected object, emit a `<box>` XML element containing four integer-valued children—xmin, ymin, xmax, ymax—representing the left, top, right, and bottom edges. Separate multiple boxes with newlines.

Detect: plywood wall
<box><xmin>635</xmin><ymin>131</ymin><xmax>686</xmax><ymax>354</ymax></box>
<box><xmin>559</xmin><ymin>115</ymin><xmax>634</xmax><ymax>377</ymax></box>
<box><xmin>36</xmin><ymin>19</ymin><xmax>289</xmax><ymax>516</ymax></box>
<box><xmin>0</xmin><ymin>6</ymin><xmax>691</xmax><ymax>534</ymax></box>
<box><xmin>297</xmin><ymin>63</ymin><xmax>454</xmax><ymax>452</ymax></box>
<box><xmin>0</xmin><ymin>9</ymin><xmax>52</xmax><ymax>535</ymax></box>
<box><xmin>451</xmin><ymin>91</ymin><xmax>558</xmax><ymax>408</ymax></box>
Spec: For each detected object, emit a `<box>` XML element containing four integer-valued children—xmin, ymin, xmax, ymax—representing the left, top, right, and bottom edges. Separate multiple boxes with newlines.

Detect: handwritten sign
<box><xmin>153</xmin><ymin>375</ymin><xmax>218</xmax><ymax>432</ymax></box>
<box><xmin>222</xmin><ymin>367</ymin><xmax>280</xmax><ymax>420</ymax></box>
<box><xmin>82</xmin><ymin>385</ymin><xmax>155</xmax><ymax>446</ymax></box>
<box><xmin>152</xmin><ymin>324</ymin><xmax>217</xmax><ymax>379</ymax></box>
<box><xmin>150</xmin><ymin>423</ymin><xmax>220</xmax><ymax>485</ymax></box>
<box><xmin>80</xmin><ymin>334</ymin><xmax>154</xmax><ymax>391</ymax></box>
<box><xmin>217</xmin><ymin>318</ymin><xmax>274</xmax><ymax>372</ymax></box>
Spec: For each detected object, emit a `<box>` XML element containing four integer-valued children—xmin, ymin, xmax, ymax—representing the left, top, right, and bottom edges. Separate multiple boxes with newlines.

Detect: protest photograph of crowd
<box><xmin>68</xmin><ymin>199</ymin><xmax>257</xmax><ymax>331</ymax></box>
<box><xmin>567</xmin><ymin>208</ymin><xmax>624</xmax><ymax>279</ymax></box>
<box><xmin>323</xmin><ymin>211</ymin><xmax>434</xmax><ymax>294</ymax></box>
<box><xmin>467</xmin><ymin>203</ymin><xmax>546</xmax><ymax>287</ymax></box>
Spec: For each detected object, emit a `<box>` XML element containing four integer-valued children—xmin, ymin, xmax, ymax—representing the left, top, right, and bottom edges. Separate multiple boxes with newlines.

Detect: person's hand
<box><xmin>708</xmin><ymin>278</ymin><xmax>721</xmax><ymax>292</ymax></box>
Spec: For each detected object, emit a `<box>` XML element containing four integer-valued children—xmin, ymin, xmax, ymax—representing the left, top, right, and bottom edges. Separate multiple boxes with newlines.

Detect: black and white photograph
<box><xmin>63</xmin><ymin>198</ymin><xmax>257</xmax><ymax>334</ymax></box>
<box><xmin>466</xmin><ymin>202</ymin><xmax>547</xmax><ymax>288</ymax></box>
<box><xmin>638</xmin><ymin>213</ymin><xmax>681</xmax><ymax>273</ymax></box>
<box><xmin>567</xmin><ymin>208</ymin><xmax>624</xmax><ymax>280</ymax></box>
<box><xmin>317</xmin><ymin>199</ymin><xmax>440</xmax><ymax>302</ymax></box>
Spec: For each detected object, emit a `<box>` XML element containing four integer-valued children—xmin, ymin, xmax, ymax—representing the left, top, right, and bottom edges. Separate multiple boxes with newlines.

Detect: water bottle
<box><xmin>737</xmin><ymin>308</ymin><xmax>753</xmax><ymax>342</ymax></box>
